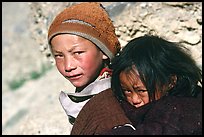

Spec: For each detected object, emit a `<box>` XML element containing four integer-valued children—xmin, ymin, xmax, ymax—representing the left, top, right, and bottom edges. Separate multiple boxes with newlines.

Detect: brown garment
<box><xmin>71</xmin><ymin>88</ymin><xmax>131</xmax><ymax>135</ymax></box>
<box><xmin>101</xmin><ymin>88</ymin><xmax>202</xmax><ymax>135</ymax></box>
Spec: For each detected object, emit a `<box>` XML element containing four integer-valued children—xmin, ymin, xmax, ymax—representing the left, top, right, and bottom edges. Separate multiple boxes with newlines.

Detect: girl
<box><xmin>102</xmin><ymin>35</ymin><xmax>202</xmax><ymax>135</ymax></box>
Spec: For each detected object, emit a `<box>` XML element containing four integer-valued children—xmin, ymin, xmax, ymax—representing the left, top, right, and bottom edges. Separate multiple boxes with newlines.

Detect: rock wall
<box><xmin>29</xmin><ymin>2</ymin><xmax>202</xmax><ymax>68</ymax></box>
<box><xmin>114</xmin><ymin>2</ymin><xmax>202</xmax><ymax>69</ymax></box>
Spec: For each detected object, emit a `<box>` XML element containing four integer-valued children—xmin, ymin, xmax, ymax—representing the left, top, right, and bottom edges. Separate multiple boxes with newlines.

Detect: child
<box><xmin>102</xmin><ymin>35</ymin><xmax>202</xmax><ymax>135</ymax></box>
<box><xmin>47</xmin><ymin>2</ymin><xmax>129</xmax><ymax>133</ymax></box>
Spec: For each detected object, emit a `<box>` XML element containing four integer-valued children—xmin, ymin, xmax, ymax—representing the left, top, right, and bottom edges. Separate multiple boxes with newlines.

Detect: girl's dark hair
<box><xmin>111</xmin><ymin>35</ymin><xmax>202</xmax><ymax>101</ymax></box>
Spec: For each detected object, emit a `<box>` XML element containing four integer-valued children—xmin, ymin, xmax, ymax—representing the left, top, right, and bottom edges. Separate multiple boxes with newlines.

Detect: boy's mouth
<box><xmin>67</xmin><ymin>74</ymin><xmax>82</xmax><ymax>80</ymax></box>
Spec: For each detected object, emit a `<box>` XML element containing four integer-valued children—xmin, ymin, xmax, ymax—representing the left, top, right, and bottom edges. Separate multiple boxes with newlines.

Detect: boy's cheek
<box><xmin>56</xmin><ymin>63</ymin><xmax>65</xmax><ymax>75</ymax></box>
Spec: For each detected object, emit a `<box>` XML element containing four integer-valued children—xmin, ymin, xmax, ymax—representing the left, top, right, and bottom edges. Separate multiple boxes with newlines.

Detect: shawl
<box><xmin>101</xmin><ymin>90</ymin><xmax>202</xmax><ymax>135</ymax></box>
<box><xmin>71</xmin><ymin>88</ymin><xmax>131</xmax><ymax>135</ymax></box>
<box><xmin>59</xmin><ymin>68</ymin><xmax>112</xmax><ymax>125</ymax></box>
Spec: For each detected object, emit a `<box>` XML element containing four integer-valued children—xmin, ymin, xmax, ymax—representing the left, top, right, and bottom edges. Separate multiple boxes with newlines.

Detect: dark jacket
<box><xmin>101</xmin><ymin>89</ymin><xmax>202</xmax><ymax>135</ymax></box>
<box><xmin>70</xmin><ymin>88</ymin><xmax>131</xmax><ymax>135</ymax></box>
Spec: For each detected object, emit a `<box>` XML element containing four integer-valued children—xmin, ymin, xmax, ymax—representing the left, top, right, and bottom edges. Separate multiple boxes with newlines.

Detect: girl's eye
<box><xmin>126</xmin><ymin>90</ymin><xmax>132</xmax><ymax>93</ymax></box>
<box><xmin>137</xmin><ymin>89</ymin><xmax>148</xmax><ymax>92</ymax></box>
<box><xmin>124</xmin><ymin>90</ymin><xmax>132</xmax><ymax>97</ymax></box>
<box><xmin>124</xmin><ymin>90</ymin><xmax>132</xmax><ymax>94</ymax></box>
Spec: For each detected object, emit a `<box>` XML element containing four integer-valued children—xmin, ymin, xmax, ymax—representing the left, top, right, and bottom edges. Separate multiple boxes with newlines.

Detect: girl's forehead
<box><xmin>119</xmin><ymin>68</ymin><xmax>141</xmax><ymax>85</ymax></box>
<box><xmin>120</xmin><ymin>69</ymin><xmax>147</xmax><ymax>91</ymax></box>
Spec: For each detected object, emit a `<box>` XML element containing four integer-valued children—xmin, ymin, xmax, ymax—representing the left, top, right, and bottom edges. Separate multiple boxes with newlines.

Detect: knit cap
<box><xmin>48</xmin><ymin>2</ymin><xmax>121</xmax><ymax>60</ymax></box>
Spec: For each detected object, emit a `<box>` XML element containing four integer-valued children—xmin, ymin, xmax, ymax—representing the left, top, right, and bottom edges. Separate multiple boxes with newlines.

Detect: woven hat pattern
<box><xmin>48</xmin><ymin>2</ymin><xmax>121</xmax><ymax>60</ymax></box>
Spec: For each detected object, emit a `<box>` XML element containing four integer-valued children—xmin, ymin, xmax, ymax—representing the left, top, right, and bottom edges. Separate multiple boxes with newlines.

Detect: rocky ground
<box><xmin>2</xmin><ymin>2</ymin><xmax>202</xmax><ymax>135</ymax></box>
<box><xmin>2</xmin><ymin>67</ymin><xmax>75</xmax><ymax>135</ymax></box>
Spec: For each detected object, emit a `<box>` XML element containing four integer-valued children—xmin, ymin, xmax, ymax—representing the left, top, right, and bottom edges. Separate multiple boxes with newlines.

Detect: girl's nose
<box><xmin>131</xmin><ymin>92</ymin><xmax>142</xmax><ymax>105</ymax></box>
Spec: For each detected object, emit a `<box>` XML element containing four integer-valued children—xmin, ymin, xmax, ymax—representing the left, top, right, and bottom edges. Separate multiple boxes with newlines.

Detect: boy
<box><xmin>47</xmin><ymin>2</ymin><xmax>129</xmax><ymax>133</ymax></box>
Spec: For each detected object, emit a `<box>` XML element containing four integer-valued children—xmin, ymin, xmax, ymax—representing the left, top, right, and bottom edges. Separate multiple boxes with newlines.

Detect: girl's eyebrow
<box><xmin>121</xmin><ymin>83</ymin><xmax>135</xmax><ymax>92</ymax></box>
<box><xmin>133</xmin><ymin>86</ymin><xmax>141</xmax><ymax>89</ymax></box>
<box><xmin>133</xmin><ymin>84</ymin><xmax>147</xmax><ymax>90</ymax></box>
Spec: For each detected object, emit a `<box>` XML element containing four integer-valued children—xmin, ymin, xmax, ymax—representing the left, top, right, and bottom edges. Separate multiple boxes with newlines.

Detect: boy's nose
<box><xmin>64</xmin><ymin>56</ymin><xmax>76</xmax><ymax>72</ymax></box>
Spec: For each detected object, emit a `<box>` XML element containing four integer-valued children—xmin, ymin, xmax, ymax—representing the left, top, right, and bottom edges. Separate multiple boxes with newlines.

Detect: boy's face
<box><xmin>51</xmin><ymin>34</ymin><xmax>108</xmax><ymax>89</ymax></box>
<box><xmin>119</xmin><ymin>68</ymin><xmax>149</xmax><ymax>108</ymax></box>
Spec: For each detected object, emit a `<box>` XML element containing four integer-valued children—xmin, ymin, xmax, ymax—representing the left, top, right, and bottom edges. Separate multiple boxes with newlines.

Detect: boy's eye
<box><xmin>74</xmin><ymin>51</ymin><xmax>83</xmax><ymax>54</ymax></box>
<box><xmin>73</xmin><ymin>51</ymin><xmax>84</xmax><ymax>55</ymax></box>
<box><xmin>54</xmin><ymin>54</ymin><xmax>63</xmax><ymax>58</ymax></box>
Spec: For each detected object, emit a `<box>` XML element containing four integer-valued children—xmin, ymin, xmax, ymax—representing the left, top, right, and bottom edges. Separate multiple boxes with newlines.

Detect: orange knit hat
<box><xmin>48</xmin><ymin>2</ymin><xmax>121</xmax><ymax>60</ymax></box>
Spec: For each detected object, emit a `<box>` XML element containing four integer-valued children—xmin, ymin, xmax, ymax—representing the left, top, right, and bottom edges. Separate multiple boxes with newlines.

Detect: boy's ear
<box><xmin>102</xmin><ymin>54</ymin><xmax>108</xmax><ymax>59</ymax></box>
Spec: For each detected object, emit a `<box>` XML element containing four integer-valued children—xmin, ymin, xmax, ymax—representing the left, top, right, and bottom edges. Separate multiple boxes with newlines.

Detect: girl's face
<box><xmin>119</xmin><ymin>68</ymin><xmax>149</xmax><ymax>108</ymax></box>
<box><xmin>51</xmin><ymin>34</ymin><xmax>108</xmax><ymax>90</ymax></box>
